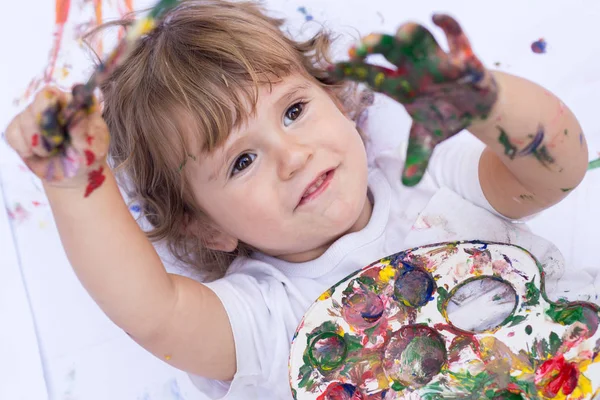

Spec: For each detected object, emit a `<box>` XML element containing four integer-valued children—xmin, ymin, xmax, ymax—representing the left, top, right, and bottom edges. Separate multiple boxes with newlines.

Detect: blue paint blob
<box><xmin>531</xmin><ymin>38</ymin><xmax>547</xmax><ymax>54</ymax></box>
<box><xmin>129</xmin><ymin>204</ymin><xmax>141</xmax><ymax>213</ymax></box>
<box><xmin>394</xmin><ymin>264</ymin><xmax>435</xmax><ymax>308</ymax></box>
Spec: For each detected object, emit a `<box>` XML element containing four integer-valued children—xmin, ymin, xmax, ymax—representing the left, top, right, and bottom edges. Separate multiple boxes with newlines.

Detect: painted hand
<box><xmin>5</xmin><ymin>86</ymin><xmax>110</xmax><ymax>197</ymax></box>
<box><xmin>330</xmin><ymin>14</ymin><xmax>498</xmax><ymax>186</ymax></box>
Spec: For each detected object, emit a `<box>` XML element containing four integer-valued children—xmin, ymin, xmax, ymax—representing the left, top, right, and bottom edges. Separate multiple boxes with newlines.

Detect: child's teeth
<box><xmin>304</xmin><ymin>174</ymin><xmax>326</xmax><ymax>197</ymax></box>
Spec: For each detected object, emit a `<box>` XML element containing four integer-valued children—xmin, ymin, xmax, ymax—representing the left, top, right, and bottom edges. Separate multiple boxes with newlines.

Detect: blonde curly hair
<box><xmin>91</xmin><ymin>0</ymin><xmax>370</xmax><ymax>280</ymax></box>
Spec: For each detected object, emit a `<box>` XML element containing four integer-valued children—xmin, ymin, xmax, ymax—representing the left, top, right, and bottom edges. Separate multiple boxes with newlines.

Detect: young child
<box><xmin>5</xmin><ymin>0</ymin><xmax>592</xmax><ymax>399</ymax></box>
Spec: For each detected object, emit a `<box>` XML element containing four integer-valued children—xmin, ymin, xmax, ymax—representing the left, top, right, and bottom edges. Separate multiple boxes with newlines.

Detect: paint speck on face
<box><xmin>560</xmin><ymin>188</ymin><xmax>573</xmax><ymax>193</ymax></box>
<box><xmin>531</xmin><ymin>38</ymin><xmax>547</xmax><ymax>54</ymax></box>
<box><xmin>165</xmin><ymin>354</ymin><xmax>171</xmax><ymax>360</ymax></box>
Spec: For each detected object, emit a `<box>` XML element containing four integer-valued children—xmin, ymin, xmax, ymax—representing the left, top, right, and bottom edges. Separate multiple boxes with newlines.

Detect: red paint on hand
<box><xmin>84</xmin><ymin>149</ymin><xmax>96</xmax><ymax>166</ymax></box>
<box><xmin>84</xmin><ymin>166</ymin><xmax>106</xmax><ymax>197</ymax></box>
<box><xmin>32</xmin><ymin>134</ymin><xmax>40</xmax><ymax>147</ymax></box>
<box><xmin>85</xmin><ymin>134</ymin><xmax>94</xmax><ymax>146</ymax></box>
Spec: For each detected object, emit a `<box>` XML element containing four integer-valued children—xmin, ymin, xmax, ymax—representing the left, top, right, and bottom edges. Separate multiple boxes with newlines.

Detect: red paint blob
<box><xmin>535</xmin><ymin>355</ymin><xmax>580</xmax><ymax>397</ymax></box>
<box><xmin>84</xmin><ymin>166</ymin><xmax>106</xmax><ymax>197</ymax></box>
<box><xmin>84</xmin><ymin>149</ymin><xmax>96</xmax><ymax>166</ymax></box>
<box><xmin>32</xmin><ymin>134</ymin><xmax>40</xmax><ymax>147</ymax></box>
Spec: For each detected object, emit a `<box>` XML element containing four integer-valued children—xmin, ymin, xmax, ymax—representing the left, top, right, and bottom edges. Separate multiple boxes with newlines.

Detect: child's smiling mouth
<box><xmin>297</xmin><ymin>169</ymin><xmax>336</xmax><ymax>208</ymax></box>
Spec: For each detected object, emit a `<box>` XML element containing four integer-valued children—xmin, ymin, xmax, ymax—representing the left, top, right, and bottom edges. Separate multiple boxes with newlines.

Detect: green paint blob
<box><xmin>307</xmin><ymin>332</ymin><xmax>347</xmax><ymax>372</ymax></box>
<box><xmin>589</xmin><ymin>158</ymin><xmax>600</xmax><ymax>171</ymax></box>
<box><xmin>525</xmin><ymin>325</ymin><xmax>532</xmax><ymax>335</ymax></box>
<box><xmin>524</xmin><ymin>279</ymin><xmax>540</xmax><ymax>306</ymax></box>
<box><xmin>546</xmin><ymin>304</ymin><xmax>584</xmax><ymax>325</ymax></box>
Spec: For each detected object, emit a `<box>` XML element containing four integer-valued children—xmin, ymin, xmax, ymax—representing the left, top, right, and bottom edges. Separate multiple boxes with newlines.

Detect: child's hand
<box><xmin>5</xmin><ymin>86</ymin><xmax>109</xmax><ymax>194</ymax></box>
<box><xmin>330</xmin><ymin>14</ymin><xmax>498</xmax><ymax>186</ymax></box>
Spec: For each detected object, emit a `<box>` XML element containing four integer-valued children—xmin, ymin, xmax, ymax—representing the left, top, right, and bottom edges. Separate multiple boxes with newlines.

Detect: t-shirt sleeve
<box><xmin>187</xmin><ymin>259</ymin><xmax>305</xmax><ymax>399</ymax></box>
<box><xmin>426</xmin><ymin>131</ymin><xmax>507</xmax><ymax>219</ymax></box>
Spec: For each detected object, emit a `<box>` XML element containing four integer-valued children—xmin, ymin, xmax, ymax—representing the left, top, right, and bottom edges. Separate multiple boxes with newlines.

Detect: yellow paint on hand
<box><xmin>374</xmin><ymin>72</ymin><xmax>385</xmax><ymax>88</ymax></box>
<box><xmin>165</xmin><ymin>355</ymin><xmax>172</xmax><ymax>361</ymax></box>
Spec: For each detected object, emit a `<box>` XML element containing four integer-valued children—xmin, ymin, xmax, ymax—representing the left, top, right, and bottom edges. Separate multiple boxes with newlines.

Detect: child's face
<box><xmin>187</xmin><ymin>73</ymin><xmax>371</xmax><ymax>262</ymax></box>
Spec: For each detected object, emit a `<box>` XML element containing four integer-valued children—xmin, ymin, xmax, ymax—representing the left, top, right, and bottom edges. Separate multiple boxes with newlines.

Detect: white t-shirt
<box><xmin>187</xmin><ymin>131</ymin><xmax>599</xmax><ymax>400</ymax></box>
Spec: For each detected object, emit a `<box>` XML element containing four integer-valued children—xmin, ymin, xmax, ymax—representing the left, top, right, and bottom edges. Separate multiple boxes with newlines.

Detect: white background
<box><xmin>1</xmin><ymin>1</ymin><xmax>600</xmax><ymax>399</ymax></box>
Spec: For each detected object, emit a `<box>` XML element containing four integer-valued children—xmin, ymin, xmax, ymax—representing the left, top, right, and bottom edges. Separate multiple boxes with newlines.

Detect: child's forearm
<box><xmin>468</xmin><ymin>71</ymin><xmax>588</xmax><ymax>213</ymax></box>
<box><xmin>44</xmin><ymin>164</ymin><xmax>178</xmax><ymax>335</ymax></box>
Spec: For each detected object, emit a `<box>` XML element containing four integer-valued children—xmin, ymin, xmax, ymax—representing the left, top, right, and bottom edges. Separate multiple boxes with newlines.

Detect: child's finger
<box><xmin>32</xmin><ymin>87</ymin><xmax>72</xmax><ymax>154</ymax></box>
<box><xmin>402</xmin><ymin>122</ymin><xmax>435</xmax><ymax>186</ymax></box>
<box><xmin>5</xmin><ymin>112</ymin><xmax>34</xmax><ymax>158</ymax></box>
<box><xmin>431</xmin><ymin>14</ymin><xmax>473</xmax><ymax>59</ymax></box>
<box><xmin>349</xmin><ymin>33</ymin><xmax>397</xmax><ymax>60</ymax></box>
<box><xmin>330</xmin><ymin>62</ymin><xmax>416</xmax><ymax>103</ymax></box>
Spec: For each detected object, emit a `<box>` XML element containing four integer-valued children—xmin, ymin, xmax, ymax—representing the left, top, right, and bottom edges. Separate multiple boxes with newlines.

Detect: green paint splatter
<box><xmin>391</xmin><ymin>381</ymin><xmax>406</xmax><ymax>391</ymax></box>
<box><xmin>525</xmin><ymin>325</ymin><xmax>532</xmax><ymax>335</ymax></box>
<box><xmin>546</xmin><ymin>304</ymin><xmax>584</xmax><ymax>325</ymax></box>
<box><xmin>549</xmin><ymin>331</ymin><xmax>562</xmax><ymax>355</ymax></box>
<box><xmin>437</xmin><ymin>286</ymin><xmax>449</xmax><ymax>314</ymax></box>
<box><xmin>506</xmin><ymin>314</ymin><xmax>528</xmax><ymax>327</ymax></box>
<box><xmin>498</xmin><ymin>127</ymin><xmax>517</xmax><ymax>159</ymax></box>
<box><xmin>524</xmin><ymin>278</ymin><xmax>540</xmax><ymax>306</ymax></box>
<box><xmin>561</xmin><ymin>188</ymin><xmax>573</xmax><ymax>192</ymax></box>
<box><xmin>589</xmin><ymin>158</ymin><xmax>600</xmax><ymax>171</ymax></box>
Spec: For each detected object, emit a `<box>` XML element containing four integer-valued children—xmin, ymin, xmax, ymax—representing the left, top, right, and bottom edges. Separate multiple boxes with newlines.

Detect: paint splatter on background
<box><xmin>15</xmin><ymin>0</ymin><xmax>134</xmax><ymax>106</ymax></box>
<box><xmin>297</xmin><ymin>6</ymin><xmax>314</xmax><ymax>21</ymax></box>
<box><xmin>588</xmin><ymin>157</ymin><xmax>600</xmax><ymax>171</ymax></box>
<box><xmin>531</xmin><ymin>38</ymin><xmax>547</xmax><ymax>54</ymax></box>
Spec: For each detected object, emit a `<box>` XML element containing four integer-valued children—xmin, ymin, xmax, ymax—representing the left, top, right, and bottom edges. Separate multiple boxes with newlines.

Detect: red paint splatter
<box><xmin>84</xmin><ymin>166</ymin><xmax>106</xmax><ymax>197</ymax></box>
<box><xmin>85</xmin><ymin>133</ymin><xmax>94</xmax><ymax>146</ymax></box>
<box><xmin>84</xmin><ymin>149</ymin><xmax>96</xmax><ymax>166</ymax></box>
<box><xmin>32</xmin><ymin>134</ymin><xmax>40</xmax><ymax>147</ymax></box>
<box><xmin>535</xmin><ymin>354</ymin><xmax>580</xmax><ymax>397</ymax></box>
<box><xmin>32</xmin><ymin>201</ymin><xmax>44</xmax><ymax>207</ymax></box>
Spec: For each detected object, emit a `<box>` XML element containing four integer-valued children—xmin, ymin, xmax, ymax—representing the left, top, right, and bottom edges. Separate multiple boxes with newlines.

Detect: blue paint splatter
<box><xmin>297</xmin><ymin>6</ymin><xmax>313</xmax><ymax>21</ymax></box>
<box><xmin>531</xmin><ymin>38</ymin><xmax>547</xmax><ymax>54</ymax></box>
<box><xmin>170</xmin><ymin>379</ymin><xmax>186</xmax><ymax>400</ymax></box>
<box><xmin>130</xmin><ymin>204</ymin><xmax>141</xmax><ymax>213</ymax></box>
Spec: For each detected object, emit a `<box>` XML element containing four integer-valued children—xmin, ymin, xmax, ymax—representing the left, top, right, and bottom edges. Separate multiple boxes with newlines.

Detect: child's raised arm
<box><xmin>331</xmin><ymin>14</ymin><xmax>588</xmax><ymax>219</ymax></box>
<box><xmin>5</xmin><ymin>87</ymin><xmax>236</xmax><ymax>380</ymax></box>
<box><xmin>469</xmin><ymin>71</ymin><xmax>587</xmax><ymax>219</ymax></box>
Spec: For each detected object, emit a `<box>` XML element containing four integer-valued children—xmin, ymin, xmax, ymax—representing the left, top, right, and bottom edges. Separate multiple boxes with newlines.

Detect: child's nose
<box><xmin>276</xmin><ymin>139</ymin><xmax>312</xmax><ymax>180</ymax></box>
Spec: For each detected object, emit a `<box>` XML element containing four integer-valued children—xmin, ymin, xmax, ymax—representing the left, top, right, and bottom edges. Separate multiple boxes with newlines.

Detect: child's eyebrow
<box><xmin>276</xmin><ymin>82</ymin><xmax>312</xmax><ymax>108</ymax></box>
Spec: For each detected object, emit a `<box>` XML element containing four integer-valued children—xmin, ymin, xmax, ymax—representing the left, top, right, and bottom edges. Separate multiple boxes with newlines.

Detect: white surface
<box><xmin>1</xmin><ymin>0</ymin><xmax>599</xmax><ymax>399</ymax></box>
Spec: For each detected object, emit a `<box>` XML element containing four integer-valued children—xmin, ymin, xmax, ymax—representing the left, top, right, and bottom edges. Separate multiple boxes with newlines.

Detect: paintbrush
<box><xmin>38</xmin><ymin>0</ymin><xmax>178</xmax><ymax>153</ymax></box>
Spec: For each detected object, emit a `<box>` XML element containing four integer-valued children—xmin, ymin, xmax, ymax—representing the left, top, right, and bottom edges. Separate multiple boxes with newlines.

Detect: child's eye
<box><xmin>230</xmin><ymin>153</ymin><xmax>256</xmax><ymax>176</ymax></box>
<box><xmin>283</xmin><ymin>102</ymin><xmax>306</xmax><ymax>127</ymax></box>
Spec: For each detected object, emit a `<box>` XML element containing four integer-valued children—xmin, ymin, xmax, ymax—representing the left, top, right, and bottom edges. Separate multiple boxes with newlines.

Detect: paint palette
<box><xmin>289</xmin><ymin>241</ymin><xmax>600</xmax><ymax>399</ymax></box>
